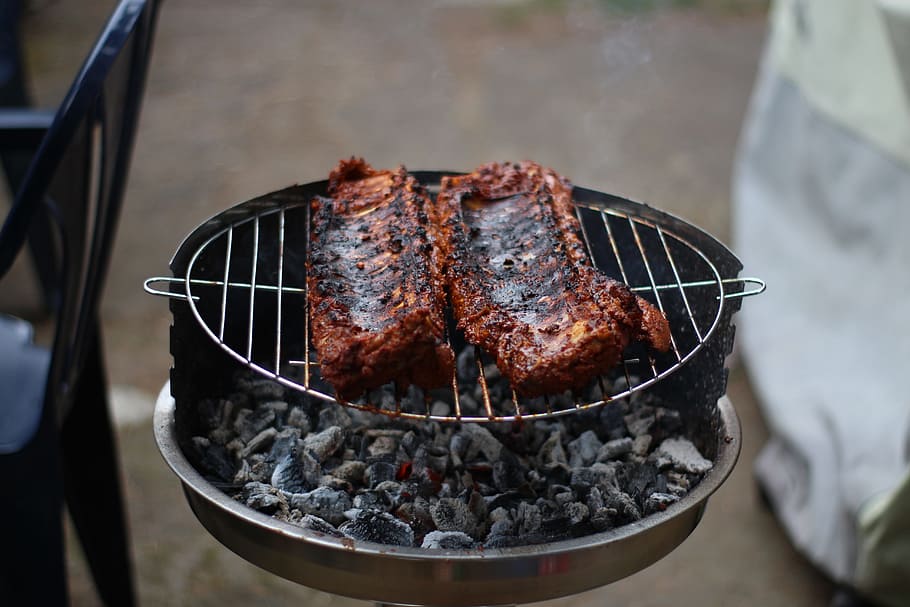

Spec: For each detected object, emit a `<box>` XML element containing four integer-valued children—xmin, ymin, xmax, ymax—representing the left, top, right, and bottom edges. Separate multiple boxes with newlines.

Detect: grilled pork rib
<box><xmin>434</xmin><ymin>161</ymin><xmax>671</xmax><ymax>397</ymax></box>
<box><xmin>307</xmin><ymin>158</ymin><xmax>455</xmax><ymax>400</ymax></box>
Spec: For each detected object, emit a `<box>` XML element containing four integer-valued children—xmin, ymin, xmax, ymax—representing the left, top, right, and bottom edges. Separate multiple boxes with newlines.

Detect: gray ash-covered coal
<box><xmin>187</xmin><ymin>359</ymin><xmax>713</xmax><ymax>550</ymax></box>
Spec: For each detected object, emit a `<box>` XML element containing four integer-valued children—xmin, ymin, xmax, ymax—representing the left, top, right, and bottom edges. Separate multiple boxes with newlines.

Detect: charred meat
<box><xmin>434</xmin><ymin>161</ymin><xmax>671</xmax><ymax>397</ymax></box>
<box><xmin>307</xmin><ymin>158</ymin><xmax>455</xmax><ymax>400</ymax></box>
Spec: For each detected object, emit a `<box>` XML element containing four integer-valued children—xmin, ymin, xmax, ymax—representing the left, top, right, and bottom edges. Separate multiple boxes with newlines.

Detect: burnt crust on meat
<box><xmin>307</xmin><ymin>158</ymin><xmax>455</xmax><ymax>400</ymax></box>
<box><xmin>433</xmin><ymin>161</ymin><xmax>671</xmax><ymax>397</ymax></box>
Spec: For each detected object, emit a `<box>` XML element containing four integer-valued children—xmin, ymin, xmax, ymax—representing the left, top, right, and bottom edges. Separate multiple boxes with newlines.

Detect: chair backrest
<box><xmin>0</xmin><ymin>0</ymin><xmax>159</xmax><ymax>419</ymax></box>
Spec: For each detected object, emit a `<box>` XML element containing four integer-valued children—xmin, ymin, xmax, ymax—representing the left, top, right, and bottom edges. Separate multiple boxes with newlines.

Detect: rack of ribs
<box><xmin>307</xmin><ymin>158</ymin><xmax>455</xmax><ymax>400</ymax></box>
<box><xmin>434</xmin><ymin>161</ymin><xmax>671</xmax><ymax>397</ymax></box>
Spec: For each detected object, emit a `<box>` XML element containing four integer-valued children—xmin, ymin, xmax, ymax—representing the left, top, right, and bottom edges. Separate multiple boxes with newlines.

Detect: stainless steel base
<box><xmin>153</xmin><ymin>383</ymin><xmax>741</xmax><ymax>607</ymax></box>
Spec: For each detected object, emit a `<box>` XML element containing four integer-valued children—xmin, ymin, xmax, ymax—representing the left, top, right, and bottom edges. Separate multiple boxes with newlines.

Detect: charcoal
<box><xmin>455</xmin><ymin>348</ymin><xmax>479</xmax><ymax>383</ymax></box>
<box><xmin>285</xmin><ymin>407</ymin><xmax>311</xmax><ymax>434</ymax></box>
<box><xmin>303</xmin><ymin>426</ymin><xmax>344</xmax><ymax>462</ymax></box>
<box><xmin>262</xmin><ymin>400</ymin><xmax>289</xmax><ymax>418</ymax></box>
<box><xmin>246</xmin><ymin>492</ymin><xmax>283</xmax><ymax>514</ymax></box>
<box><xmin>539</xmin><ymin>515</ymin><xmax>573</xmax><ymax>541</ymax></box>
<box><xmin>297</xmin><ymin>514</ymin><xmax>344</xmax><ymax>538</ymax></box>
<box><xmin>538</xmin><ymin>431</ymin><xmax>568</xmax><ymax>469</ymax></box>
<box><xmin>366</xmin><ymin>461</ymin><xmax>397</xmax><ymax>489</ymax></box>
<box><xmin>631</xmin><ymin>434</ymin><xmax>652</xmax><ymax>457</ymax></box>
<box><xmin>430</xmin><ymin>400</ymin><xmax>451</xmax><ymax>417</ymax></box>
<box><xmin>599</xmin><ymin>402</ymin><xmax>629</xmax><ymax>441</ymax></box>
<box><xmin>396</xmin><ymin>497</ymin><xmax>435</xmax><ymax>533</ymax></box>
<box><xmin>246</xmin><ymin>456</ymin><xmax>275</xmax><ymax>483</ymax></box>
<box><xmin>425</xmin><ymin>447</ymin><xmax>449</xmax><ymax>475</ymax></box>
<box><xmin>374</xmin><ymin>480</ymin><xmax>402</xmax><ymax>495</ymax></box>
<box><xmin>547</xmin><ymin>484</ymin><xmax>574</xmax><ymax>501</ymax></box>
<box><xmin>236</xmin><ymin>407</ymin><xmax>276</xmax><ymax>443</ymax></box>
<box><xmin>597</xmin><ymin>437</ymin><xmax>634</xmax><ymax>462</ymax></box>
<box><xmin>485</xmin><ymin>491</ymin><xmax>526</xmax><ymax>512</ymax></box>
<box><xmin>623</xmin><ymin>406</ymin><xmax>655</xmax><ymax>438</ymax></box>
<box><xmin>194</xmin><ymin>351</ymin><xmax>712</xmax><ymax>551</ymax></box>
<box><xmin>331</xmin><ymin>460</ymin><xmax>366</xmax><ymax>485</ymax></box>
<box><xmin>299</xmin><ymin>450</ymin><xmax>324</xmax><ymax>487</ymax></box>
<box><xmin>431</xmin><ymin>497</ymin><xmax>483</xmax><ymax>539</ymax></box>
<box><xmin>568</xmin><ymin>430</ymin><xmax>602</xmax><ymax>468</ymax></box>
<box><xmin>421</xmin><ymin>530</ymin><xmax>477</xmax><ymax>550</ymax></box>
<box><xmin>651</xmin><ymin>407</ymin><xmax>682</xmax><ymax>443</ymax></box>
<box><xmin>226</xmin><ymin>390</ymin><xmax>252</xmax><ymax>411</ymax></box>
<box><xmin>553</xmin><ymin>490</ymin><xmax>574</xmax><ymax>507</ymax></box>
<box><xmin>644</xmin><ymin>492</ymin><xmax>679</xmax><ymax>515</ymax></box>
<box><xmin>620</xmin><ymin>462</ymin><xmax>667</xmax><ymax>507</ymax></box>
<box><xmin>353</xmin><ymin>490</ymin><xmax>392</xmax><ymax>512</ymax></box>
<box><xmin>590</xmin><ymin>508</ymin><xmax>613</xmax><ymax>531</ymax></box>
<box><xmin>199</xmin><ymin>398</ymin><xmax>229</xmax><ymax>432</ymax></box>
<box><xmin>289</xmin><ymin>487</ymin><xmax>352</xmax><ymax>525</ymax></box>
<box><xmin>400</xmin><ymin>431</ymin><xmax>421</xmax><ymax>458</ymax></box>
<box><xmin>586</xmin><ymin>486</ymin><xmax>605</xmax><ymax>512</ymax></box>
<box><xmin>317</xmin><ymin>406</ymin><xmax>352</xmax><ymax>431</ymax></box>
<box><xmin>515</xmin><ymin>502</ymin><xmax>542</xmax><ymax>536</ymax></box>
<box><xmin>320</xmin><ymin>475</ymin><xmax>353</xmax><ymax>493</ymax></box>
<box><xmin>225</xmin><ymin>438</ymin><xmax>244</xmax><ymax>459</ymax></box>
<box><xmin>341</xmin><ymin>510</ymin><xmax>414</xmax><ymax>547</ymax></box>
<box><xmin>233</xmin><ymin>460</ymin><xmax>252</xmax><ymax>484</ymax></box>
<box><xmin>269</xmin><ymin>428</ymin><xmax>302</xmax><ymax>459</ymax></box>
<box><xmin>570</xmin><ymin>462</ymin><xmax>619</xmax><ymax>495</ymax></box>
<box><xmin>191</xmin><ymin>437</ymin><xmax>235</xmax><ymax>482</ymax></box>
<box><xmin>563</xmin><ymin>502</ymin><xmax>590</xmax><ymax>526</ymax></box>
<box><xmin>655</xmin><ymin>438</ymin><xmax>713</xmax><ymax>475</ymax></box>
<box><xmin>462</xmin><ymin>424</ymin><xmax>502</xmax><ymax>461</ymax></box>
<box><xmin>367</xmin><ymin>435</ymin><xmax>399</xmax><ymax>458</ymax></box>
<box><xmin>492</xmin><ymin>450</ymin><xmax>525</xmax><ymax>492</ymax></box>
<box><xmin>601</xmin><ymin>487</ymin><xmax>641</xmax><ymax>525</ymax></box>
<box><xmin>271</xmin><ymin>448</ymin><xmax>309</xmax><ymax>494</ymax></box>
<box><xmin>457</xmin><ymin>392</ymin><xmax>480</xmax><ymax>416</ymax></box>
<box><xmin>241</xmin><ymin>427</ymin><xmax>278</xmax><ymax>458</ymax></box>
<box><xmin>236</xmin><ymin>376</ymin><xmax>286</xmax><ymax>402</ymax></box>
<box><xmin>240</xmin><ymin>482</ymin><xmax>286</xmax><ymax>514</ymax></box>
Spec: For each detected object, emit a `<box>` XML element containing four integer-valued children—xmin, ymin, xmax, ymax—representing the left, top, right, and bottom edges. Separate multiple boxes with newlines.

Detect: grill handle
<box><xmin>143</xmin><ymin>276</ymin><xmax>197</xmax><ymax>301</ymax></box>
<box><xmin>722</xmin><ymin>277</ymin><xmax>765</xmax><ymax>299</ymax></box>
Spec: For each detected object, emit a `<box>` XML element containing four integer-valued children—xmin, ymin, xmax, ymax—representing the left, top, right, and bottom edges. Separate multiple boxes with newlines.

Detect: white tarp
<box><xmin>733</xmin><ymin>2</ymin><xmax>910</xmax><ymax>605</ymax></box>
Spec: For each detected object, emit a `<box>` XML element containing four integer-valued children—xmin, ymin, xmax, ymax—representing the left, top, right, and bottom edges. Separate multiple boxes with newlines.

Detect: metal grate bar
<box><xmin>601</xmin><ymin>211</ymin><xmax>629</xmax><ymax>284</ymax></box>
<box><xmin>303</xmin><ymin>203</ymin><xmax>312</xmax><ymax>389</ymax></box>
<box><xmin>246</xmin><ymin>216</ymin><xmax>260</xmax><ymax>362</ymax></box>
<box><xmin>275</xmin><ymin>208</ymin><xmax>286</xmax><ymax>372</ymax></box>
<box><xmin>452</xmin><ymin>374</ymin><xmax>463</xmax><ymax>420</ymax></box>
<box><xmin>475</xmin><ymin>347</ymin><xmax>495</xmax><ymax>420</ymax></box>
<box><xmin>627</xmin><ymin>217</ymin><xmax>680</xmax><ymax>370</ymax></box>
<box><xmin>656</xmin><ymin>225</ymin><xmax>703</xmax><ymax>344</ymax></box>
<box><xmin>218</xmin><ymin>228</ymin><xmax>233</xmax><ymax>341</ymax></box>
<box><xmin>511</xmin><ymin>391</ymin><xmax>522</xmax><ymax>419</ymax></box>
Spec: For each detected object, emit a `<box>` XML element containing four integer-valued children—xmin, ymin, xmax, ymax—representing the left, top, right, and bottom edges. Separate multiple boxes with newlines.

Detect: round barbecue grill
<box><xmin>148</xmin><ymin>172</ymin><xmax>762</xmax><ymax>606</ymax></box>
<box><xmin>146</xmin><ymin>171</ymin><xmax>763</xmax><ymax>423</ymax></box>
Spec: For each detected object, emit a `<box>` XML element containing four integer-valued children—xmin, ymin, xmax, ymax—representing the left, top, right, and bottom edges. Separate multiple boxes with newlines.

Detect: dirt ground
<box><xmin>6</xmin><ymin>1</ymin><xmax>836</xmax><ymax>605</ymax></box>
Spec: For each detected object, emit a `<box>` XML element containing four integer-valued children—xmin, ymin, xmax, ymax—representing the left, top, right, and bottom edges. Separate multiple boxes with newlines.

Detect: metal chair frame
<box><xmin>0</xmin><ymin>1</ymin><xmax>160</xmax><ymax>604</ymax></box>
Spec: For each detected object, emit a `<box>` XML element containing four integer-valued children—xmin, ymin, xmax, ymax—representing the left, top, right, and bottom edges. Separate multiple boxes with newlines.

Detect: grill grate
<box><xmin>147</xmin><ymin>179</ymin><xmax>762</xmax><ymax>423</ymax></box>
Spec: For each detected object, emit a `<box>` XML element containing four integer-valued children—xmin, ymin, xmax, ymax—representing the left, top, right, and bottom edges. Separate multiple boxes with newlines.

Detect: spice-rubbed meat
<box><xmin>434</xmin><ymin>161</ymin><xmax>671</xmax><ymax>397</ymax></box>
<box><xmin>307</xmin><ymin>158</ymin><xmax>455</xmax><ymax>400</ymax></box>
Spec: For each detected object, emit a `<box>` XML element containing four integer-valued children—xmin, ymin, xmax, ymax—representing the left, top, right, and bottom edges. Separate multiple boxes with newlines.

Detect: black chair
<box><xmin>0</xmin><ymin>1</ymin><xmax>160</xmax><ymax>604</ymax></box>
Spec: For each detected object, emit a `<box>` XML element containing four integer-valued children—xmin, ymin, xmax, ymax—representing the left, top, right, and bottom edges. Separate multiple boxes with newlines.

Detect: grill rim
<box><xmin>153</xmin><ymin>173</ymin><xmax>758</xmax><ymax>422</ymax></box>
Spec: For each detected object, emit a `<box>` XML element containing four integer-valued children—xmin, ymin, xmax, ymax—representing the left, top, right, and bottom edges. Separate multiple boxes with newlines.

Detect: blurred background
<box><xmin>4</xmin><ymin>0</ymin><xmax>841</xmax><ymax>605</ymax></box>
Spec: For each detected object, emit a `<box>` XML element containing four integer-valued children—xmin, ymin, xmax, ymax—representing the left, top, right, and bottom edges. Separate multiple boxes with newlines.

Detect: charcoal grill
<box><xmin>148</xmin><ymin>172</ymin><xmax>761</xmax><ymax>606</ymax></box>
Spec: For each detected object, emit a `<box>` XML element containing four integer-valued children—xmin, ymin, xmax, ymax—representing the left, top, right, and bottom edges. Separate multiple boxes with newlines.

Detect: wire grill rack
<box><xmin>147</xmin><ymin>180</ymin><xmax>762</xmax><ymax>423</ymax></box>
